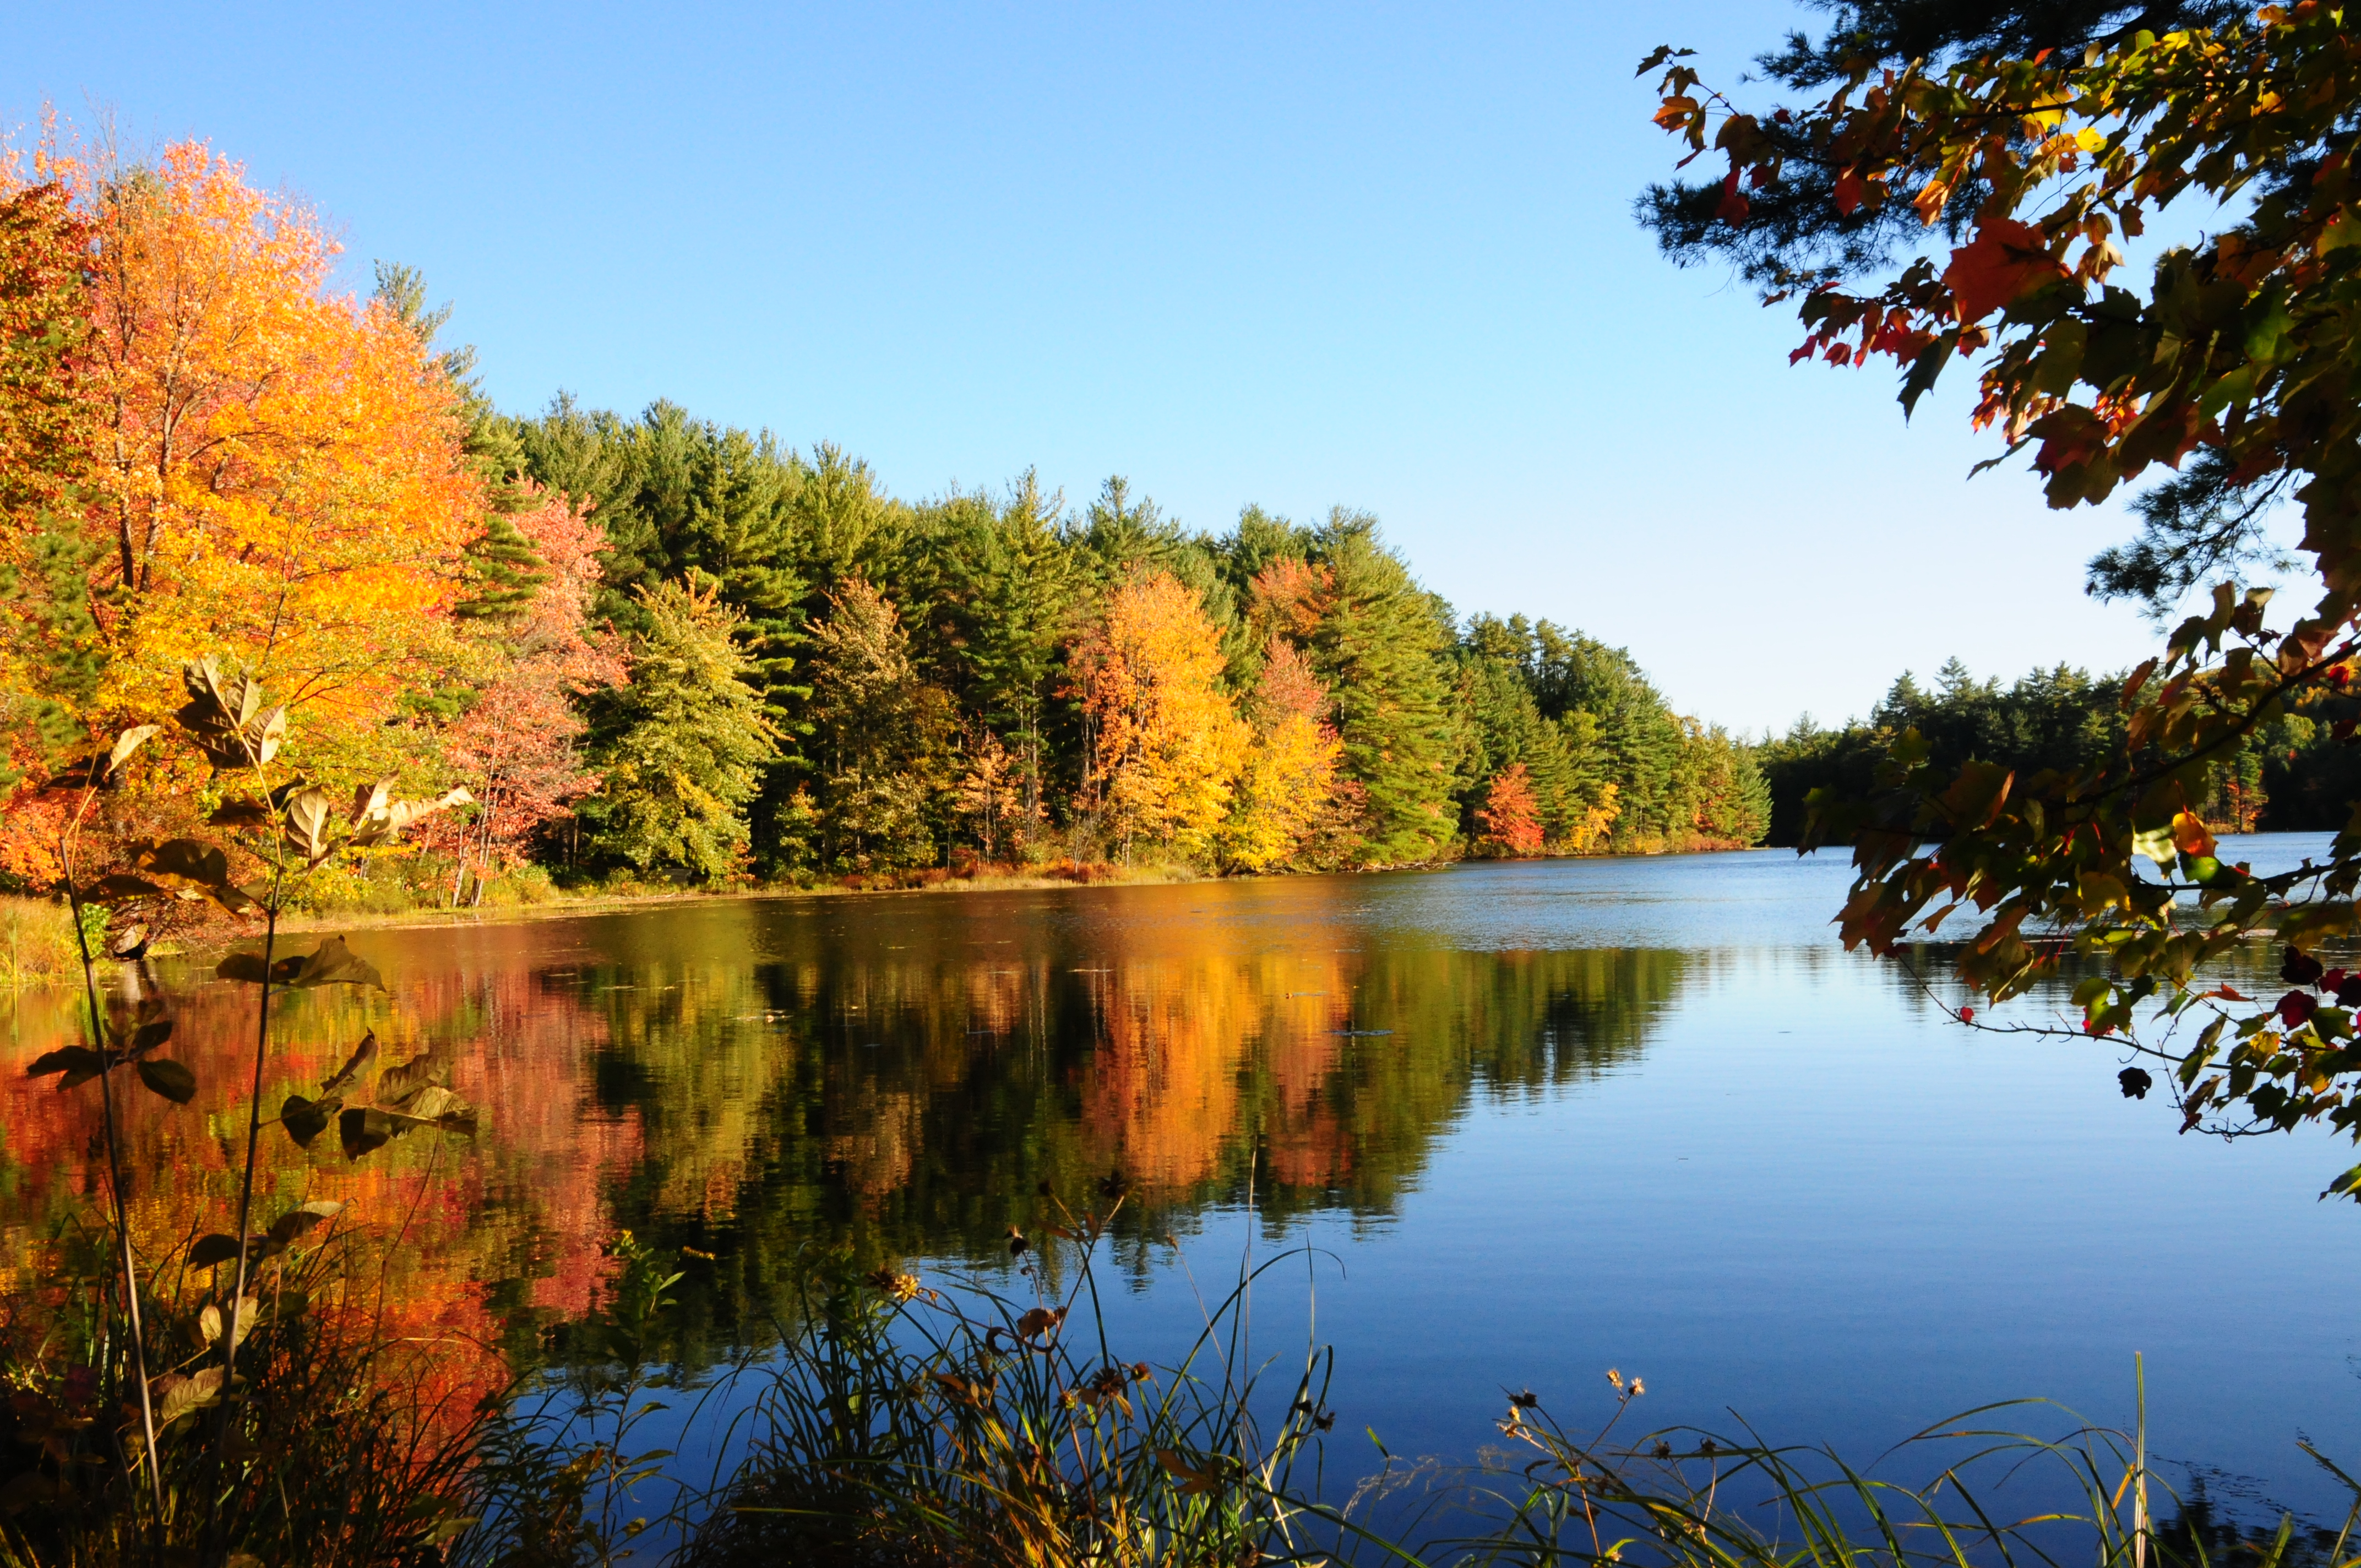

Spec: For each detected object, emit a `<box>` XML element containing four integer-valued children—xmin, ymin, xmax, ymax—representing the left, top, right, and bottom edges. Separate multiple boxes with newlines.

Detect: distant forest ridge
<box><xmin>1756</xmin><ymin>656</ymin><xmax>2360</xmax><ymax>849</ymax></box>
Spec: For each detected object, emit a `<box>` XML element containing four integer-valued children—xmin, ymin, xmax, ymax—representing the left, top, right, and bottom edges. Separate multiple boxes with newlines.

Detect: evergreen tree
<box><xmin>586</xmin><ymin>579</ymin><xmax>777</xmax><ymax>880</ymax></box>
<box><xmin>1305</xmin><ymin>513</ymin><xmax>1462</xmax><ymax>865</ymax></box>
<box><xmin>803</xmin><ymin>578</ymin><xmax>951</xmax><ymax>873</ymax></box>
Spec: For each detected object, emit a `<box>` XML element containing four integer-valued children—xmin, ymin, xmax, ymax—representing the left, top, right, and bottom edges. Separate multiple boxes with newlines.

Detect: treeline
<box><xmin>478</xmin><ymin>398</ymin><xmax>1771</xmax><ymax>882</ymax></box>
<box><xmin>1757</xmin><ymin>656</ymin><xmax>2360</xmax><ymax>847</ymax></box>
<box><xmin>0</xmin><ymin>137</ymin><xmax>1766</xmax><ymax>901</ymax></box>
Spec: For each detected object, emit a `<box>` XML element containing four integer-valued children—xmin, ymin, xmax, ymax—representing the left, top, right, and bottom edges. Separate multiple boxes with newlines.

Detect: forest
<box><xmin>1755</xmin><ymin>655</ymin><xmax>2361</xmax><ymax>848</ymax></box>
<box><xmin>0</xmin><ymin>138</ymin><xmax>1770</xmax><ymax>907</ymax></box>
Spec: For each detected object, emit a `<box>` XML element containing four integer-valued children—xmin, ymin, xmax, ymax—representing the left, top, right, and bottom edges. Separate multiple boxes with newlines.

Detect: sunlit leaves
<box><xmin>176</xmin><ymin>659</ymin><xmax>284</xmax><ymax>772</ymax></box>
<box><xmin>1649</xmin><ymin>12</ymin><xmax>2361</xmax><ymax>1184</ymax></box>
<box><xmin>152</xmin><ymin>1368</ymin><xmax>223</xmax><ymax>1429</ymax></box>
<box><xmin>198</xmin><ymin>1296</ymin><xmax>258</xmax><ymax>1351</ymax></box>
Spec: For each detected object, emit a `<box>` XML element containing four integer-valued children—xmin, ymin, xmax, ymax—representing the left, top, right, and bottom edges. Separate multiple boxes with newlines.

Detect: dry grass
<box><xmin>0</xmin><ymin>898</ymin><xmax>85</xmax><ymax>990</ymax></box>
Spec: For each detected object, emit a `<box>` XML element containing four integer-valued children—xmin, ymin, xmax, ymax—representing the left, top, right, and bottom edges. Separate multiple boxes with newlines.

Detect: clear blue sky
<box><xmin>9</xmin><ymin>1</ymin><xmax>2218</xmax><ymax>734</ymax></box>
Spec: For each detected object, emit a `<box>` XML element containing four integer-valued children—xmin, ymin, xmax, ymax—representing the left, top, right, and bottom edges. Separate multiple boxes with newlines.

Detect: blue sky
<box><xmin>8</xmin><ymin>1</ymin><xmax>2231</xmax><ymax>733</ymax></box>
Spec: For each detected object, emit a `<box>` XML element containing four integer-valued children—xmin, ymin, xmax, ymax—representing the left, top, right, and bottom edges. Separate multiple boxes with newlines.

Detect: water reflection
<box><xmin>1</xmin><ymin>873</ymin><xmax>1691</xmax><ymax>1355</ymax></box>
<box><xmin>6</xmin><ymin>846</ymin><xmax>2358</xmax><ymax>1521</ymax></box>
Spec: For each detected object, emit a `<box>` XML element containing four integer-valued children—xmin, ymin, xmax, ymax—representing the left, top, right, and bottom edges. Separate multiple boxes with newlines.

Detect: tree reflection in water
<box><xmin>0</xmin><ymin>878</ymin><xmax>1684</xmax><ymax>1372</ymax></box>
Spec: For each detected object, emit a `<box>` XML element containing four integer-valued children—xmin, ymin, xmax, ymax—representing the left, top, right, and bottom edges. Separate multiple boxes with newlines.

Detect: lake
<box><xmin>4</xmin><ymin>841</ymin><xmax>2358</xmax><ymax>1529</ymax></box>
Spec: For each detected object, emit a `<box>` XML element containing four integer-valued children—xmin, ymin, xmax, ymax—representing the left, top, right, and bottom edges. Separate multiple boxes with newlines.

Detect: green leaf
<box><xmin>135</xmin><ymin>1059</ymin><xmax>197</xmax><ymax>1104</ymax></box>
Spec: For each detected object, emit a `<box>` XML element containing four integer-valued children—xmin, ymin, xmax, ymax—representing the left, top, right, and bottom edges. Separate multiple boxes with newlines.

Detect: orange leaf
<box><xmin>1943</xmin><ymin>219</ymin><xmax>2071</xmax><ymax>320</ymax></box>
<box><xmin>2171</xmin><ymin>810</ymin><xmax>2217</xmax><ymax>859</ymax></box>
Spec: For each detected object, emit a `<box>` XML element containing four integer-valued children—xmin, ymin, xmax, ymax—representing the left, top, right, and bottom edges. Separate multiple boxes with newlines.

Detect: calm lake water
<box><xmin>5</xmin><ymin>841</ymin><xmax>2359</xmax><ymax>1524</ymax></box>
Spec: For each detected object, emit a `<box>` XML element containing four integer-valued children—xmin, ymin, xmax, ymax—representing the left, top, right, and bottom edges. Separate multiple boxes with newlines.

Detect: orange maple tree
<box><xmin>10</xmin><ymin>135</ymin><xmax>480</xmax><ymax>772</ymax></box>
<box><xmin>1476</xmin><ymin>764</ymin><xmax>1547</xmax><ymax>857</ymax></box>
<box><xmin>1073</xmin><ymin>573</ymin><xmax>1251</xmax><ymax>863</ymax></box>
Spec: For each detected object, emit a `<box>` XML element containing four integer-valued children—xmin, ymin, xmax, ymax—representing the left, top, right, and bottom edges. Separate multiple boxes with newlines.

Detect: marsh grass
<box><xmin>672</xmin><ymin>1195</ymin><xmax>1336</xmax><ymax>1568</ymax></box>
<box><xmin>0</xmin><ymin>899</ymin><xmax>91</xmax><ymax>990</ymax></box>
<box><xmin>617</xmin><ymin>1217</ymin><xmax>2361</xmax><ymax>1568</ymax></box>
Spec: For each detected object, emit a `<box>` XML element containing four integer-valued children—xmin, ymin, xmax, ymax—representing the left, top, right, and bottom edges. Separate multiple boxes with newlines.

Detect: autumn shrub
<box><xmin>3</xmin><ymin>666</ymin><xmax>483</xmax><ymax>1567</ymax></box>
<box><xmin>0</xmin><ymin>1222</ymin><xmax>488</xmax><ymax>1568</ymax></box>
<box><xmin>477</xmin><ymin>863</ymin><xmax>561</xmax><ymax>908</ymax></box>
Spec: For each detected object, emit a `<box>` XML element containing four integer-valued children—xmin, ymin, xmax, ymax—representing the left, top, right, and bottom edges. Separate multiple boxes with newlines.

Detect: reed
<box><xmin>638</xmin><ymin>1220</ymin><xmax>2361</xmax><ymax>1568</ymax></box>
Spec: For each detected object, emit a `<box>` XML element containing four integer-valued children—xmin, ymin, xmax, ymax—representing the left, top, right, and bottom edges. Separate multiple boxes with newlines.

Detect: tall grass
<box><xmin>457</xmin><ymin>1196</ymin><xmax>2359</xmax><ymax>1568</ymax></box>
<box><xmin>0</xmin><ymin>899</ymin><xmax>91</xmax><ymax>990</ymax></box>
<box><xmin>678</xmin><ymin>1200</ymin><xmax>1334</xmax><ymax>1567</ymax></box>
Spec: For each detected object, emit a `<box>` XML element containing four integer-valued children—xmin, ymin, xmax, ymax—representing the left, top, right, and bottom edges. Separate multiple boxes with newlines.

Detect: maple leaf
<box><xmin>1943</xmin><ymin>219</ymin><xmax>2070</xmax><ymax>321</ymax></box>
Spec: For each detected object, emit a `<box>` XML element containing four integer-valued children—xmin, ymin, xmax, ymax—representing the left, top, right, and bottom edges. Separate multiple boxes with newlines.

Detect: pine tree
<box><xmin>1305</xmin><ymin>513</ymin><xmax>1461</xmax><ymax>866</ymax></box>
<box><xmin>804</xmin><ymin>578</ymin><xmax>951</xmax><ymax>873</ymax></box>
<box><xmin>587</xmin><ymin>579</ymin><xmax>776</xmax><ymax>880</ymax></box>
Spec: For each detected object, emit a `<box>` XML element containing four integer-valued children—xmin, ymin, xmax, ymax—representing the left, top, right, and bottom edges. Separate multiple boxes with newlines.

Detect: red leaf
<box><xmin>1943</xmin><ymin>219</ymin><xmax>2071</xmax><ymax>320</ymax></box>
<box><xmin>1834</xmin><ymin>170</ymin><xmax>1864</xmax><ymax>215</ymax></box>
<box><xmin>1715</xmin><ymin>170</ymin><xmax>1750</xmax><ymax>225</ymax></box>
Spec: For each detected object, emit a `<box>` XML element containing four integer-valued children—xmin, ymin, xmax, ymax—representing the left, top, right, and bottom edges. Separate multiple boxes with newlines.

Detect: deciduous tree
<box><xmin>1221</xmin><ymin>638</ymin><xmax>1342</xmax><ymax>872</ymax></box>
<box><xmin>1476</xmin><ymin>764</ymin><xmax>1546</xmax><ymax>857</ymax></box>
<box><xmin>1074</xmin><ymin>573</ymin><xmax>1249</xmax><ymax>863</ymax></box>
<box><xmin>61</xmin><ymin>140</ymin><xmax>479</xmax><ymax>771</ymax></box>
<box><xmin>425</xmin><ymin>488</ymin><xmax>625</xmax><ymax>895</ymax></box>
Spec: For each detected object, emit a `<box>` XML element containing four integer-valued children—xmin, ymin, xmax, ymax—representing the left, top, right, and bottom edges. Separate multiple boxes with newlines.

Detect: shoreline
<box><xmin>1</xmin><ymin>843</ymin><xmax>1769</xmax><ymax>981</ymax></box>
<box><xmin>266</xmin><ymin>841</ymin><xmax>1766</xmax><ymax>938</ymax></box>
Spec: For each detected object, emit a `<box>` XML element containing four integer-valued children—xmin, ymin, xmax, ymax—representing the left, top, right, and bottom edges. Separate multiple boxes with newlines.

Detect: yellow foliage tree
<box><xmin>1222</xmin><ymin>638</ymin><xmax>1341</xmax><ymax>872</ymax></box>
<box><xmin>1075</xmin><ymin>573</ymin><xmax>1249</xmax><ymax>864</ymax></box>
<box><xmin>36</xmin><ymin>138</ymin><xmax>479</xmax><ymax>773</ymax></box>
